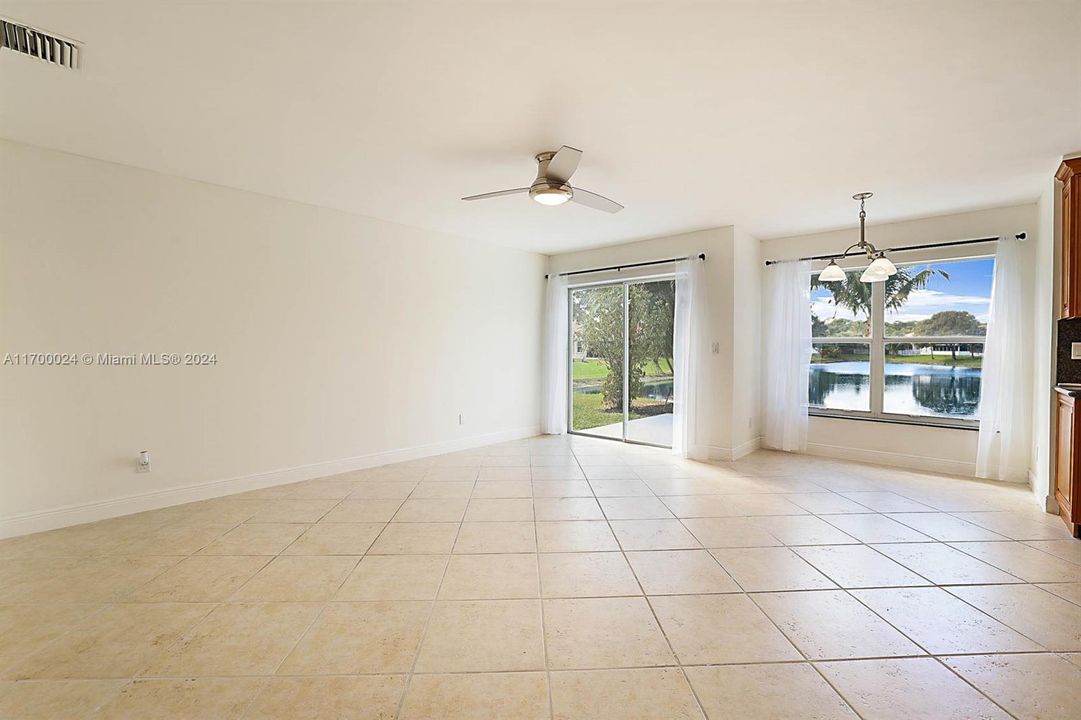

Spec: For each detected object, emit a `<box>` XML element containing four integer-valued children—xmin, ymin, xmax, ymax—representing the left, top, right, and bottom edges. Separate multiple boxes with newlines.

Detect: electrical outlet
<box><xmin>136</xmin><ymin>450</ymin><xmax>151</xmax><ymax>473</ymax></box>
<box><xmin>711</xmin><ymin>341</ymin><xmax>720</xmax><ymax>354</ymax></box>
<box><xmin>1072</xmin><ymin>342</ymin><xmax>1081</xmax><ymax>360</ymax></box>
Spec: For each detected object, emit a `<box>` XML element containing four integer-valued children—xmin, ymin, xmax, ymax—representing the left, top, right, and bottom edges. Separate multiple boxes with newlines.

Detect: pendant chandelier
<box><xmin>818</xmin><ymin>192</ymin><xmax>897</xmax><ymax>283</ymax></box>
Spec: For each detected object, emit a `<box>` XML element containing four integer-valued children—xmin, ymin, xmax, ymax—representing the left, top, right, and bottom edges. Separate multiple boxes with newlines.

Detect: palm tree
<box><xmin>885</xmin><ymin>267</ymin><xmax>949</xmax><ymax>311</ymax></box>
<box><xmin>812</xmin><ymin>266</ymin><xmax>949</xmax><ymax>331</ymax></box>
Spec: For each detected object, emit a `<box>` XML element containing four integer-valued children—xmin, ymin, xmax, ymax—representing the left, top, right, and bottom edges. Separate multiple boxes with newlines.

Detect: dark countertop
<box><xmin>1055</xmin><ymin>384</ymin><xmax>1081</xmax><ymax>397</ymax></box>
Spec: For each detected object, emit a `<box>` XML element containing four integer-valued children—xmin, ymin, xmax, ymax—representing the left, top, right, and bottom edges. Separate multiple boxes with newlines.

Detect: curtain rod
<box><xmin>762</xmin><ymin>233</ymin><xmax>1026</xmax><ymax>266</ymax></box>
<box><xmin>546</xmin><ymin>252</ymin><xmax>706</xmax><ymax>279</ymax></box>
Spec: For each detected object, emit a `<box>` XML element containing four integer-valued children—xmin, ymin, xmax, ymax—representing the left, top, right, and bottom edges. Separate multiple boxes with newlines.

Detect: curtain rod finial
<box><xmin>1015</xmin><ymin>232</ymin><xmax>1026</xmax><ymax>241</ymax></box>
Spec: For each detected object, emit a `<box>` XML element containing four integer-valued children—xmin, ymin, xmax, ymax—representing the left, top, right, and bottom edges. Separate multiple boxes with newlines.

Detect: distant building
<box><xmin>894</xmin><ymin>346</ymin><xmax>932</xmax><ymax>357</ymax></box>
<box><xmin>571</xmin><ymin>320</ymin><xmax>588</xmax><ymax>360</ymax></box>
<box><xmin>891</xmin><ymin>343</ymin><xmax>982</xmax><ymax>358</ymax></box>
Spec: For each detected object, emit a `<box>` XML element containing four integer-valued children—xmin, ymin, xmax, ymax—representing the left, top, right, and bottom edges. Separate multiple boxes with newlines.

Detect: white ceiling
<box><xmin>1</xmin><ymin>1</ymin><xmax>1079</xmax><ymax>254</ymax></box>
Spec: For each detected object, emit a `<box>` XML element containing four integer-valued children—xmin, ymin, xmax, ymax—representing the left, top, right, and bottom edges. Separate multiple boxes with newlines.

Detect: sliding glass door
<box><xmin>627</xmin><ymin>279</ymin><xmax>676</xmax><ymax>444</ymax></box>
<box><xmin>569</xmin><ymin>284</ymin><xmax>625</xmax><ymax>440</ymax></box>
<box><xmin>569</xmin><ymin>278</ymin><xmax>676</xmax><ymax>447</ymax></box>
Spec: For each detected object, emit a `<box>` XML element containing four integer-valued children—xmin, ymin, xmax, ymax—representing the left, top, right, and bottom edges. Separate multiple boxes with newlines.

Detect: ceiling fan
<box><xmin>462</xmin><ymin>146</ymin><xmax>624</xmax><ymax>213</ymax></box>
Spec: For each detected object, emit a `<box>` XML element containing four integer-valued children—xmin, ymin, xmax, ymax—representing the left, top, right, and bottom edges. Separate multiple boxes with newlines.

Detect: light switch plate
<box><xmin>1073</xmin><ymin>342</ymin><xmax>1081</xmax><ymax>360</ymax></box>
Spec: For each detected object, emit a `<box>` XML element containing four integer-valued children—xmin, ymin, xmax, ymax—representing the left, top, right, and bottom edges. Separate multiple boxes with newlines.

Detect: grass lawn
<box><xmin>572</xmin><ymin>358</ymin><xmax>673</xmax><ymax>380</ymax></box>
<box><xmin>815</xmin><ymin>352</ymin><xmax>982</xmax><ymax>368</ymax></box>
<box><xmin>887</xmin><ymin>354</ymin><xmax>982</xmax><ymax>368</ymax></box>
<box><xmin>571</xmin><ymin>392</ymin><xmax>669</xmax><ymax>431</ymax></box>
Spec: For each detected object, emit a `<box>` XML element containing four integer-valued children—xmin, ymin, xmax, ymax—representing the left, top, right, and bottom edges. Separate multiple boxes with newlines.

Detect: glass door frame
<box><xmin>566</xmin><ymin>273</ymin><xmax>676</xmax><ymax>449</ymax></box>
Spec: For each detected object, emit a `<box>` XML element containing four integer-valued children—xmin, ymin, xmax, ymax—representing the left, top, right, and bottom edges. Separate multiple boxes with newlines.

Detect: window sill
<box><xmin>808</xmin><ymin>410</ymin><xmax>979</xmax><ymax>432</ymax></box>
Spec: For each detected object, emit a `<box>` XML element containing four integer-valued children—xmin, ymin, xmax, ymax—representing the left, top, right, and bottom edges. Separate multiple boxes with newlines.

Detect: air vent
<box><xmin>1</xmin><ymin>17</ymin><xmax>79</xmax><ymax>69</ymax></box>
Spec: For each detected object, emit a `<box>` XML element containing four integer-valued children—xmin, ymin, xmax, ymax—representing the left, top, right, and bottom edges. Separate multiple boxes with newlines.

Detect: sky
<box><xmin>811</xmin><ymin>257</ymin><xmax>994</xmax><ymax>323</ymax></box>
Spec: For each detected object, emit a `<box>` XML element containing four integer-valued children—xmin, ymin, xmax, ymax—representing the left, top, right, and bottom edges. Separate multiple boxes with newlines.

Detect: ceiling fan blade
<box><xmin>545</xmin><ymin>145</ymin><xmax>583</xmax><ymax>183</ymax></box>
<box><xmin>461</xmin><ymin>188</ymin><xmax>529</xmax><ymax>201</ymax></box>
<box><xmin>570</xmin><ymin>187</ymin><xmax>624</xmax><ymax>213</ymax></box>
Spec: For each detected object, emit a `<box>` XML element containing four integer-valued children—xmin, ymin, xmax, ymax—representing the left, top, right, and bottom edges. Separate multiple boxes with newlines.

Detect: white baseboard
<box><xmin>731</xmin><ymin>436</ymin><xmax>761</xmax><ymax>461</ymax></box>
<box><xmin>1027</xmin><ymin>470</ymin><xmax>1062</xmax><ymax>515</ymax></box>
<box><xmin>707</xmin><ymin>446</ymin><xmax>730</xmax><ymax>462</ymax></box>
<box><xmin>709</xmin><ymin>436</ymin><xmax>761</xmax><ymax>462</ymax></box>
<box><xmin>806</xmin><ymin>441</ymin><xmax>977</xmax><ymax>477</ymax></box>
<box><xmin>0</xmin><ymin>426</ymin><xmax>540</xmax><ymax>540</ymax></box>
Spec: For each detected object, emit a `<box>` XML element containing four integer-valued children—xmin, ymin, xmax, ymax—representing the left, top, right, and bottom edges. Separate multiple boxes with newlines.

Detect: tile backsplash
<box><xmin>1057</xmin><ymin>319</ymin><xmax>1081</xmax><ymax>383</ymax></box>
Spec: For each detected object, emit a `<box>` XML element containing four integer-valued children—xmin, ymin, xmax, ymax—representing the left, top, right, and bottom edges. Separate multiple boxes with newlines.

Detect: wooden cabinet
<box><xmin>1055</xmin><ymin>390</ymin><xmax>1081</xmax><ymax>537</ymax></box>
<box><xmin>1058</xmin><ymin>159</ymin><xmax>1081</xmax><ymax>318</ymax></box>
<box><xmin>1056</xmin><ymin>159</ymin><xmax>1081</xmax><ymax>536</ymax></box>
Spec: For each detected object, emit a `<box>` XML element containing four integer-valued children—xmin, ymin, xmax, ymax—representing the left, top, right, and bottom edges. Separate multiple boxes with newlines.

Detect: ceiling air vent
<box><xmin>1</xmin><ymin>17</ymin><xmax>79</xmax><ymax>69</ymax></box>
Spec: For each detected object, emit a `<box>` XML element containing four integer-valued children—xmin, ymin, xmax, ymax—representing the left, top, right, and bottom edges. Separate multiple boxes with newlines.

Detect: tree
<box><xmin>909</xmin><ymin>373</ymin><xmax>980</xmax><ymax>415</ymax></box>
<box><xmin>632</xmin><ymin>282</ymin><xmax>675</xmax><ymax>376</ymax></box>
<box><xmin>812</xmin><ymin>266</ymin><xmax>950</xmax><ymax>333</ymax></box>
<box><xmin>884</xmin><ymin>266</ymin><xmax>950</xmax><ymax>313</ymax></box>
<box><xmin>818</xmin><ymin>318</ymin><xmax>866</xmax><ymax>337</ymax></box>
<box><xmin>913</xmin><ymin>310</ymin><xmax>984</xmax><ymax>336</ymax></box>
<box><xmin>573</xmin><ymin>286</ymin><xmax>629</xmax><ymax>410</ymax></box>
<box><xmin>884</xmin><ymin>319</ymin><xmax>920</xmax><ymax>335</ymax></box>
<box><xmin>572</xmin><ymin>282</ymin><xmax>675</xmax><ymax>411</ymax></box>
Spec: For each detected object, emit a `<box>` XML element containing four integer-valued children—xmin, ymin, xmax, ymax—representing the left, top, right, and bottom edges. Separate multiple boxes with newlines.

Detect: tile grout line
<box><xmin>390</xmin><ymin>464</ymin><xmax>475</xmax><ymax>720</ymax></box>
<box><xmin>739</xmin><ymin>570</ymin><xmax>869</xmax><ymax>720</ymax></box>
<box><xmin>2</xmin><ymin>440</ymin><xmax>1073</xmax><ymax>718</ymax></box>
<box><xmin>44</xmin><ymin>645</ymin><xmax>1073</xmax><ymax>685</ymax></box>
<box><xmin>576</xmin><ymin>445</ymin><xmax>713</xmax><ymax>720</ymax></box>
<box><xmin>136</xmin><ymin>492</ymin><xmax>362</xmax><ymax>713</ymax></box>
<box><xmin>835</xmin><ymin>578</ymin><xmax>1022</xmax><ymax>719</ymax></box>
<box><xmin>0</xmin><ymin>508</ymin><xmax>268</xmax><ymax>696</ymax></box>
<box><xmin>530</xmin><ymin>454</ymin><xmax>555</xmax><ymax>720</ymax></box>
<box><xmin>799</xmin><ymin>495</ymin><xmax>1042</xmax><ymax>699</ymax></box>
<box><xmin>698</xmin><ymin>465</ymin><xmax>1055</xmax><ymax>719</ymax></box>
<box><xmin>220</xmin><ymin>489</ymin><xmax>356</xmax><ymax>601</ymax></box>
<box><xmin>794</xmin><ymin>488</ymin><xmax>1043</xmax><ymax>720</ymax></box>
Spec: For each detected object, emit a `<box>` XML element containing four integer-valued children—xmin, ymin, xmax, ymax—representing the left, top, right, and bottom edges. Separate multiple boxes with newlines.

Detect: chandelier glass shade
<box><xmin>818</xmin><ymin>259</ymin><xmax>846</xmax><ymax>282</ymax></box>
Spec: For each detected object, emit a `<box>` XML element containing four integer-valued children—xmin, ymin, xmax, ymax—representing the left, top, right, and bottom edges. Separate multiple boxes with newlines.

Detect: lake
<box><xmin>577</xmin><ymin>379</ymin><xmax>674</xmax><ymax>400</ymax></box>
<box><xmin>809</xmin><ymin>362</ymin><xmax>981</xmax><ymax>419</ymax></box>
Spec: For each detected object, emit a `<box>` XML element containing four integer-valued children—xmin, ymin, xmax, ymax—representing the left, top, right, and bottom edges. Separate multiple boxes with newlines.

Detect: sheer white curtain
<box><xmin>672</xmin><ymin>259</ymin><xmax>708</xmax><ymax>460</ymax></box>
<box><xmin>976</xmin><ymin>237</ymin><xmax>1030</xmax><ymax>481</ymax></box>
<box><xmin>542</xmin><ymin>273</ymin><xmax>569</xmax><ymax>434</ymax></box>
<box><xmin>763</xmin><ymin>260</ymin><xmax>812</xmax><ymax>452</ymax></box>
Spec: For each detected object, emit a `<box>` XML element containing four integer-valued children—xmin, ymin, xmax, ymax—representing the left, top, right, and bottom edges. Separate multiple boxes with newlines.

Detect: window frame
<box><xmin>809</xmin><ymin>252</ymin><xmax>992</xmax><ymax>431</ymax></box>
<box><xmin>566</xmin><ymin>272</ymin><xmax>679</xmax><ymax>449</ymax></box>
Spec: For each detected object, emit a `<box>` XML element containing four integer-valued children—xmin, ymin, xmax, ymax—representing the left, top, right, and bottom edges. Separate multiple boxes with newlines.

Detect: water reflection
<box><xmin>809</xmin><ymin>362</ymin><xmax>981</xmax><ymax>418</ymax></box>
<box><xmin>640</xmin><ymin>380</ymin><xmax>674</xmax><ymax>399</ymax></box>
<box><xmin>579</xmin><ymin>379</ymin><xmax>674</xmax><ymax>398</ymax></box>
<box><xmin>808</xmin><ymin>362</ymin><xmax>869</xmax><ymax>410</ymax></box>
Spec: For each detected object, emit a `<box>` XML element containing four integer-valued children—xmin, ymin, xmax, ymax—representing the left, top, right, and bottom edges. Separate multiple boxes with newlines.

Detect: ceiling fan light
<box><xmin>530</xmin><ymin>185</ymin><xmax>572</xmax><ymax>206</ymax></box>
<box><xmin>818</xmin><ymin>260</ymin><xmax>846</xmax><ymax>282</ymax></box>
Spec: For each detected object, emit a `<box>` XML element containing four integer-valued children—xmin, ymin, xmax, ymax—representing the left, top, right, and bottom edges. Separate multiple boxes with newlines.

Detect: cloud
<box><xmin>812</xmin><ymin>289</ymin><xmax>990</xmax><ymax>324</ymax></box>
<box><xmin>885</xmin><ymin>289</ymin><xmax>989</xmax><ymax>322</ymax></box>
<box><xmin>898</xmin><ymin>289</ymin><xmax>989</xmax><ymax>308</ymax></box>
<box><xmin>810</xmin><ymin>298</ymin><xmax>865</xmax><ymax>322</ymax></box>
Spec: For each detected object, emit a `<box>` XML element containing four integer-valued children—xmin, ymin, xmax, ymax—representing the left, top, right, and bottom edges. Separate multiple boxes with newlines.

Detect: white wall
<box><xmin>0</xmin><ymin>140</ymin><xmax>545</xmax><ymax>537</ymax></box>
<box><xmin>760</xmin><ymin>203</ymin><xmax>1038</xmax><ymax>479</ymax></box>
<box><xmin>1032</xmin><ymin>182</ymin><xmax>1060</xmax><ymax>509</ymax></box>
<box><xmin>730</xmin><ymin>227</ymin><xmax>762</xmax><ymax>454</ymax></box>
<box><xmin>547</xmin><ymin>226</ymin><xmax>761</xmax><ymax>459</ymax></box>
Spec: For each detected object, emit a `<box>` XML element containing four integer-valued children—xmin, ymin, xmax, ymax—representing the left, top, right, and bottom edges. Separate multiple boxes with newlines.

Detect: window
<box><xmin>809</xmin><ymin>255</ymin><xmax>993</xmax><ymax>427</ymax></box>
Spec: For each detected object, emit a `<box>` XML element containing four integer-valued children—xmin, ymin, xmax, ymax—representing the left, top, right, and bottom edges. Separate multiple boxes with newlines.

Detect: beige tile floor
<box><xmin>1</xmin><ymin>436</ymin><xmax>1080</xmax><ymax>719</ymax></box>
